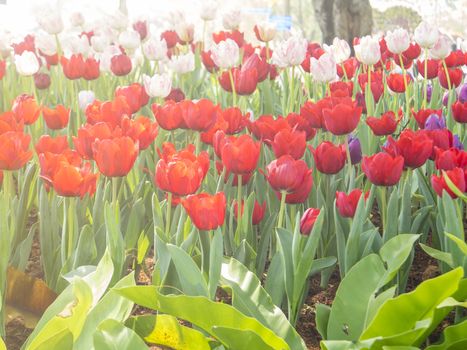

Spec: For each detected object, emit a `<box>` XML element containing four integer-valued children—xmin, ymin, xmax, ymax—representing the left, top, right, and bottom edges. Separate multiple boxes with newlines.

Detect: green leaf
<box><xmin>379</xmin><ymin>234</ymin><xmax>419</xmax><ymax>286</ymax></box>
<box><xmin>327</xmin><ymin>254</ymin><xmax>386</xmax><ymax>341</ymax></box>
<box><xmin>0</xmin><ymin>337</ymin><xmax>6</xmax><ymax>350</ymax></box>
<box><xmin>360</xmin><ymin>268</ymin><xmax>464</xmax><ymax>347</ymax></box>
<box><xmin>93</xmin><ymin>319</ymin><xmax>147</xmax><ymax>349</ymax></box>
<box><xmin>209</xmin><ymin>229</ymin><xmax>223</xmax><ymax>300</ymax></box>
<box><xmin>445</xmin><ymin>233</ymin><xmax>467</xmax><ymax>255</ymax></box>
<box><xmin>316</xmin><ymin>304</ymin><xmax>331</xmax><ymax>339</ymax></box>
<box><xmin>212</xmin><ymin>326</ymin><xmax>274</xmax><ymax>350</ymax></box>
<box><xmin>420</xmin><ymin>244</ymin><xmax>454</xmax><ymax>267</ymax></box>
<box><xmin>426</xmin><ymin>319</ymin><xmax>467</xmax><ymax>350</ymax></box>
<box><xmin>127</xmin><ymin>314</ymin><xmax>210</xmax><ymax>350</ymax></box>
<box><xmin>115</xmin><ymin>285</ymin><xmax>291</xmax><ymax>350</ymax></box>
<box><xmin>220</xmin><ymin>257</ymin><xmax>306</xmax><ymax>350</ymax></box>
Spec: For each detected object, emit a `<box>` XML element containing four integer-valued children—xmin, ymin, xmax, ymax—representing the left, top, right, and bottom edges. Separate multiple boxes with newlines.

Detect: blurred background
<box><xmin>0</xmin><ymin>0</ymin><xmax>466</xmax><ymax>43</ymax></box>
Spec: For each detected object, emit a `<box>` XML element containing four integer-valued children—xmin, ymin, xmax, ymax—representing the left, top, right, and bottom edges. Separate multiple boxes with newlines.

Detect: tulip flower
<box><xmin>430</xmin><ymin>35</ymin><xmax>451</xmax><ymax>59</ymax></box>
<box><xmin>322</xmin><ymin>98</ymin><xmax>362</xmax><ymax>135</ymax></box>
<box><xmin>387</xmin><ymin>73</ymin><xmax>412</xmax><ymax>93</ymax></box>
<box><xmin>83</xmin><ymin>58</ymin><xmax>100</xmax><ymax>81</ymax></box>
<box><xmin>118</xmin><ymin>30</ymin><xmax>141</xmax><ymax>52</ymax></box>
<box><xmin>143</xmin><ymin>37</ymin><xmax>168</xmax><ymax>61</ymax></box>
<box><xmin>175</xmin><ymin>21</ymin><xmax>195</xmax><ymax>44</ymax></box>
<box><xmin>452</xmin><ymin>101</ymin><xmax>467</xmax><ymax>123</ymax></box>
<box><xmin>92</xmin><ymin>136</ymin><xmax>139</xmax><ymax>177</ymax></box>
<box><xmin>48</xmin><ymin>161</ymin><xmax>97</xmax><ymax>198</ymax></box>
<box><xmin>0</xmin><ymin>131</ymin><xmax>33</xmax><ymax>170</ymax></box>
<box><xmin>219</xmin><ymin>67</ymin><xmax>259</xmax><ymax>96</ymax></box>
<box><xmin>310</xmin><ymin>141</ymin><xmax>346</xmax><ymax>174</ymax></box>
<box><xmin>219</xmin><ymin>133</ymin><xmax>261</xmax><ymax>175</ymax></box>
<box><xmin>233</xmin><ymin>200</ymin><xmax>266</xmax><ymax>225</ymax></box>
<box><xmin>161</xmin><ymin>31</ymin><xmax>180</xmax><ymax>49</ymax></box>
<box><xmin>386</xmin><ymin>28</ymin><xmax>410</xmax><ymax>54</ymax></box>
<box><xmin>170</xmin><ymin>52</ymin><xmax>195</xmax><ymax>74</ymax></box>
<box><xmin>416</xmin><ymin>59</ymin><xmax>439</xmax><ymax>79</ymax></box>
<box><xmin>264</xmin><ymin>155</ymin><xmax>312</xmax><ymax>193</ymax></box>
<box><xmin>366</xmin><ymin>111</ymin><xmax>399</xmax><ymax>136</ymax></box>
<box><xmin>42</xmin><ymin>105</ymin><xmax>70</xmax><ymax>130</ymax></box>
<box><xmin>115</xmin><ymin>83</ymin><xmax>149</xmax><ymax>114</ymax></box>
<box><xmin>286</xmin><ymin>113</ymin><xmax>316</xmax><ymax>141</ymax></box>
<box><xmin>323</xmin><ymin>38</ymin><xmax>350</xmax><ymax>64</ymax></box>
<box><xmin>121</xmin><ymin>116</ymin><xmax>159</xmax><ymax>150</ymax></box>
<box><xmin>201</xmin><ymin>51</ymin><xmax>218</xmax><ymax>72</ymax></box>
<box><xmin>300</xmin><ymin>208</ymin><xmax>321</xmax><ymax>236</ymax></box>
<box><xmin>200</xmin><ymin>0</ymin><xmax>217</xmax><ymax>21</ymax></box>
<box><xmin>300</xmin><ymin>98</ymin><xmax>332</xmax><ymax>129</ymax></box>
<box><xmin>431</xmin><ymin>167</ymin><xmax>466</xmax><ymax>198</ymax></box>
<box><xmin>269</xmin><ymin>128</ymin><xmax>306</xmax><ymax>160</ymax></box>
<box><xmin>414</xmin><ymin>21</ymin><xmax>439</xmax><ymax>49</ymax></box>
<box><xmin>424</xmin><ymin>114</ymin><xmax>446</xmax><ymax>130</ymax></box>
<box><xmin>254</xmin><ymin>22</ymin><xmax>276</xmax><ymax>43</ymax></box>
<box><xmin>210</xmin><ymin>39</ymin><xmax>239</xmax><ymax>69</ymax></box>
<box><xmin>60</xmin><ymin>54</ymin><xmax>85</xmax><ymax>80</ymax></box>
<box><xmin>435</xmin><ymin>148</ymin><xmax>467</xmax><ymax>171</ymax></box>
<box><xmin>221</xmin><ymin>107</ymin><xmax>248</xmax><ymax>134</ymax></box>
<box><xmin>14</xmin><ymin>51</ymin><xmax>40</xmax><ymax>76</ymax></box>
<box><xmin>34</xmin><ymin>73</ymin><xmax>51</xmax><ymax>89</ymax></box>
<box><xmin>35</xmin><ymin>4</ymin><xmax>64</xmax><ymax>35</ymax></box>
<box><xmin>35</xmin><ymin>135</ymin><xmax>69</xmax><ymax>155</ymax></box>
<box><xmin>155</xmin><ymin>143</ymin><xmax>210</xmax><ymax>196</ymax></box>
<box><xmin>384</xmin><ymin>130</ymin><xmax>433</xmax><ymax>169</ymax></box>
<box><xmin>110</xmin><ymin>54</ymin><xmax>132</xmax><ymax>76</ymax></box>
<box><xmin>0</xmin><ymin>111</ymin><xmax>23</xmax><ymax>134</ymax></box>
<box><xmin>182</xmin><ymin>192</ymin><xmax>226</xmax><ymax>231</ymax></box>
<box><xmin>336</xmin><ymin>189</ymin><xmax>369</xmax><ymax>218</ymax></box>
<box><xmin>348</xmin><ymin>135</ymin><xmax>362</xmax><ymax>165</ymax></box>
<box><xmin>133</xmin><ymin>20</ymin><xmax>148</xmax><ymax>40</ymax></box>
<box><xmin>438</xmin><ymin>67</ymin><xmax>463</xmax><ymax>89</ymax></box>
<box><xmin>281</xmin><ymin>170</ymin><xmax>313</xmax><ymax>204</ymax></box>
<box><xmin>424</xmin><ymin>129</ymin><xmax>454</xmax><ymax>158</ymax></box>
<box><xmin>361</xmin><ymin>152</ymin><xmax>404</xmax><ymax>186</ymax></box>
<box><xmin>411</xmin><ymin>108</ymin><xmax>442</xmax><ymax>129</ymax></box>
<box><xmin>337</xmin><ymin>57</ymin><xmax>359</xmax><ymax>79</ymax></box>
<box><xmin>152</xmin><ymin>101</ymin><xmax>185</xmax><ymax>131</ymax></box>
<box><xmin>213</xmin><ymin>30</ymin><xmax>244</xmax><ymax>47</ymax></box>
<box><xmin>402</xmin><ymin>43</ymin><xmax>421</xmax><ymax>60</ymax></box>
<box><xmin>180</xmin><ymin>99</ymin><xmax>218</xmax><ymax>132</ymax></box>
<box><xmin>272</xmin><ymin>36</ymin><xmax>308</xmax><ymax>67</ymax></box>
<box><xmin>143</xmin><ymin>73</ymin><xmax>172</xmax><ymax>98</ymax></box>
<box><xmin>12</xmin><ymin>94</ymin><xmax>41</xmax><ymax>125</ymax></box>
<box><xmin>248</xmin><ymin>114</ymin><xmax>289</xmax><ymax>142</ymax></box>
<box><xmin>310</xmin><ymin>53</ymin><xmax>336</xmax><ymax>83</ymax></box>
<box><xmin>354</xmin><ymin>36</ymin><xmax>381</xmax><ymax>66</ymax></box>
<box><xmin>242</xmin><ymin>54</ymin><xmax>270</xmax><ymax>82</ymax></box>
<box><xmin>165</xmin><ymin>88</ymin><xmax>185</xmax><ymax>103</ymax></box>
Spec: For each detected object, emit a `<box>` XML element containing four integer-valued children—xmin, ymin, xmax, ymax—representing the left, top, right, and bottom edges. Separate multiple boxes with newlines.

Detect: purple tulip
<box><xmin>425</xmin><ymin>84</ymin><xmax>432</xmax><ymax>103</ymax></box>
<box><xmin>443</xmin><ymin>91</ymin><xmax>457</xmax><ymax>106</ymax></box>
<box><xmin>453</xmin><ymin>134</ymin><xmax>464</xmax><ymax>150</ymax></box>
<box><xmin>424</xmin><ymin>113</ymin><xmax>446</xmax><ymax>130</ymax></box>
<box><xmin>458</xmin><ymin>84</ymin><xmax>467</xmax><ymax>103</ymax></box>
<box><xmin>348</xmin><ymin>135</ymin><xmax>362</xmax><ymax>165</ymax></box>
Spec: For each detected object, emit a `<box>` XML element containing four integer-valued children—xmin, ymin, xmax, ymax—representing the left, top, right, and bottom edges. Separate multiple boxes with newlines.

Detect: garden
<box><xmin>0</xmin><ymin>0</ymin><xmax>466</xmax><ymax>349</ymax></box>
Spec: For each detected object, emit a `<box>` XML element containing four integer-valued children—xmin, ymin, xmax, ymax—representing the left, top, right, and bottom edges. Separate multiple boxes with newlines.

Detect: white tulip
<box><xmin>91</xmin><ymin>35</ymin><xmax>110</xmax><ymax>53</ymax></box>
<box><xmin>35</xmin><ymin>34</ymin><xmax>57</xmax><ymax>56</ymax></box>
<box><xmin>143</xmin><ymin>37</ymin><xmax>168</xmax><ymax>61</ymax></box>
<box><xmin>323</xmin><ymin>37</ymin><xmax>350</xmax><ymax>64</ymax></box>
<box><xmin>310</xmin><ymin>53</ymin><xmax>336</xmax><ymax>82</ymax></box>
<box><xmin>170</xmin><ymin>52</ymin><xmax>195</xmax><ymax>74</ymax></box>
<box><xmin>78</xmin><ymin>90</ymin><xmax>95</xmax><ymax>111</ymax></box>
<box><xmin>272</xmin><ymin>35</ymin><xmax>308</xmax><ymax>68</ymax></box>
<box><xmin>0</xmin><ymin>31</ymin><xmax>12</xmax><ymax>59</ymax></box>
<box><xmin>386</xmin><ymin>28</ymin><xmax>410</xmax><ymax>54</ymax></box>
<box><xmin>14</xmin><ymin>52</ymin><xmax>40</xmax><ymax>76</ymax></box>
<box><xmin>108</xmin><ymin>10</ymin><xmax>129</xmax><ymax>31</ymax></box>
<box><xmin>222</xmin><ymin>9</ymin><xmax>242</xmax><ymax>30</ymax></box>
<box><xmin>70</xmin><ymin>12</ymin><xmax>85</xmax><ymax>28</ymax></box>
<box><xmin>35</xmin><ymin>4</ymin><xmax>64</xmax><ymax>35</ymax></box>
<box><xmin>175</xmin><ymin>21</ymin><xmax>195</xmax><ymax>43</ymax></box>
<box><xmin>200</xmin><ymin>1</ymin><xmax>217</xmax><ymax>21</ymax></box>
<box><xmin>210</xmin><ymin>39</ymin><xmax>239</xmax><ymax>69</ymax></box>
<box><xmin>254</xmin><ymin>21</ymin><xmax>277</xmax><ymax>42</ymax></box>
<box><xmin>414</xmin><ymin>21</ymin><xmax>439</xmax><ymax>49</ymax></box>
<box><xmin>355</xmin><ymin>36</ymin><xmax>381</xmax><ymax>66</ymax></box>
<box><xmin>143</xmin><ymin>73</ymin><xmax>172</xmax><ymax>98</ymax></box>
<box><xmin>430</xmin><ymin>34</ymin><xmax>451</xmax><ymax>59</ymax></box>
<box><xmin>99</xmin><ymin>45</ymin><xmax>122</xmax><ymax>72</ymax></box>
<box><xmin>119</xmin><ymin>30</ymin><xmax>141</xmax><ymax>51</ymax></box>
<box><xmin>61</xmin><ymin>34</ymin><xmax>90</xmax><ymax>56</ymax></box>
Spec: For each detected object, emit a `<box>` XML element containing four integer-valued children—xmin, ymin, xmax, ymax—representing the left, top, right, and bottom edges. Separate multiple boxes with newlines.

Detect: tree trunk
<box><xmin>312</xmin><ymin>0</ymin><xmax>373</xmax><ymax>45</ymax></box>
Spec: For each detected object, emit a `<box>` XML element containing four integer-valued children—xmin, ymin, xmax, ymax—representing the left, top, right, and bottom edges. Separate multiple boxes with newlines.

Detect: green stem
<box><xmin>165</xmin><ymin>192</ymin><xmax>173</xmax><ymax>240</ymax></box>
<box><xmin>237</xmin><ymin>174</ymin><xmax>242</xmax><ymax>231</ymax></box>
<box><xmin>277</xmin><ymin>190</ymin><xmax>287</xmax><ymax>229</ymax></box>
<box><xmin>380</xmin><ymin>186</ymin><xmax>387</xmax><ymax>241</ymax></box>
<box><xmin>228</xmin><ymin>69</ymin><xmax>237</xmax><ymax>107</ymax></box>
<box><xmin>199</xmin><ymin>230</ymin><xmax>211</xmax><ymax>275</ymax></box>
<box><xmin>67</xmin><ymin>197</ymin><xmax>76</xmax><ymax>259</ymax></box>
<box><xmin>441</xmin><ymin>59</ymin><xmax>452</xmax><ymax>91</ymax></box>
<box><xmin>344</xmin><ymin>136</ymin><xmax>353</xmax><ymax>187</ymax></box>
<box><xmin>367</xmin><ymin>65</ymin><xmax>373</xmax><ymax>116</ymax></box>
<box><xmin>288</xmin><ymin>66</ymin><xmax>295</xmax><ymax>113</ymax></box>
<box><xmin>423</xmin><ymin>48</ymin><xmax>428</xmax><ymax>108</ymax></box>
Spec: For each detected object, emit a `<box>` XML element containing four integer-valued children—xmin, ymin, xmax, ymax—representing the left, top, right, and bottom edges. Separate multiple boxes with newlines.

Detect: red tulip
<box><xmin>83</xmin><ymin>57</ymin><xmax>100</xmax><ymax>80</ymax></box>
<box><xmin>180</xmin><ymin>99</ymin><xmax>219</xmax><ymax>131</ymax></box>
<box><xmin>39</xmin><ymin>150</ymin><xmax>82</xmax><ymax>188</ymax></box>
<box><xmin>155</xmin><ymin>143</ymin><xmax>210</xmax><ymax>196</ymax></box>
<box><xmin>12</xmin><ymin>94</ymin><xmax>41</xmax><ymax>125</ymax></box>
<box><xmin>42</xmin><ymin>104</ymin><xmax>70</xmax><ymax>130</ymax></box>
<box><xmin>0</xmin><ymin>111</ymin><xmax>24</xmax><ymax>134</ymax></box>
<box><xmin>35</xmin><ymin>135</ymin><xmax>69</xmax><ymax>155</ymax></box>
<box><xmin>300</xmin><ymin>98</ymin><xmax>332</xmax><ymax>129</ymax></box>
<box><xmin>110</xmin><ymin>54</ymin><xmax>132</xmax><ymax>76</ymax></box>
<box><xmin>182</xmin><ymin>192</ymin><xmax>226</xmax><ymax>230</ymax></box>
<box><xmin>219</xmin><ymin>133</ymin><xmax>261</xmax><ymax>175</ymax></box>
<box><xmin>121</xmin><ymin>116</ymin><xmax>158</xmax><ymax>150</ymax></box>
<box><xmin>233</xmin><ymin>200</ymin><xmax>266</xmax><ymax>225</ymax></box>
<box><xmin>221</xmin><ymin>107</ymin><xmax>248</xmax><ymax>134</ymax></box>
<box><xmin>242</xmin><ymin>54</ymin><xmax>269</xmax><ymax>82</ymax></box>
<box><xmin>92</xmin><ymin>136</ymin><xmax>139</xmax><ymax>177</ymax></box>
<box><xmin>281</xmin><ymin>169</ymin><xmax>313</xmax><ymax>204</ymax></box>
<box><xmin>219</xmin><ymin>67</ymin><xmax>258</xmax><ymax>95</ymax></box>
<box><xmin>452</xmin><ymin>101</ymin><xmax>467</xmax><ymax>123</ymax></box>
<box><xmin>248</xmin><ymin>114</ymin><xmax>289</xmax><ymax>142</ymax></box>
<box><xmin>201</xmin><ymin>51</ymin><xmax>218</xmax><ymax>72</ymax></box>
<box><xmin>438</xmin><ymin>67</ymin><xmax>463</xmax><ymax>89</ymax></box>
<box><xmin>73</xmin><ymin>122</ymin><xmax>114</xmax><ymax>160</ymax></box>
<box><xmin>215</xmin><ymin>161</ymin><xmax>253</xmax><ymax>186</ymax></box>
<box><xmin>286</xmin><ymin>112</ymin><xmax>316</xmax><ymax>141</ymax></box>
<box><xmin>165</xmin><ymin>88</ymin><xmax>185</xmax><ymax>102</ymax></box>
<box><xmin>269</xmin><ymin>128</ymin><xmax>306</xmax><ymax>160</ymax></box>
<box><xmin>47</xmin><ymin>161</ymin><xmax>98</xmax><ymax>198</ymax></box>
<box><xmin>385</xmin><ymin>130</ymin><xmax>433</xmax><ymax>169</ymax></box>
<box><xmin>310</xmin><ymin>142</ymin><xmax>346</xmax><ymax>174</ymax></box>
<box><xmin>330</xmin><ymin>81</ymin><xmax>353</xmax><ymax>97</ymax></box>
<box><xmin>0</xmin><ymin>131</ymin><xmax>33</xmax><ymax>170</ymax></box>
<box><xmin>366</xmin><ymin>111</ymin><xmax>399</xmax><ymax>136</ymax></box>
<box><xmin>416</xmin><ymin>59</ymin><xmax>439</xmax><ymax>79</ymax></box>
<box><xmin>152</xmin><ymin>100</ymin><xmax>185</xmax><ymax>130</ymax></box>
<box><xmin>133</xmin><ymin>20</ymin><xmax>148</xmax><ymax>40</ymax></box>
<box><xmin>424</xmin><ymin>129</ymin><xmax>453</xmax><ymax>157</ymax></box>
<box><xmin>115</xmin><ymin>83</ymin><xmax>149</xmax><ymax>114</ymax></box>
<box><xmin>212</xmin><ymin>30</ymin><xmax>244</xmax><ymax>47</ymax></box>
<box><xmin>435</xmin><ymin>148</ymin><xmax>467</xmax><ymax>171</ymax></box>
<box><xmin>201</xmin><ymin>117</ymin><xmax>228</xmax><ymax>145</ymax></box>
<box><xmin>85</xmin><ymin>97</ymin><xmax>131</xmax><ymax>127</ymax></box>
<box><xmin>300</xmin><ymin>208</ymin><xmax>320</xmax><ymax>236</ymax></box>
<box><xmin>264</xmin><ymin>155</ymin><xmax>312</xmax><ymax>193</ymax></box>
<box><xmin>431</xmin><ymin>167</ymin><xmax>466</xmax><ymax>198</ymax></box>
<box><xmin>411</xmin><ymin>108</ymin><xmax>442</xmax><ymax>129</ymax></box>
<box><xmin>361</xmin><ymin>152</ymin><xmax>404</xmax><ymax>186</ymax></box>
<box><xmin>387</xmin><ymin>73</ymin><xmax>411</xmax><ymax>93</ymax></box>
<box><xmin>322</xmin><ymin>98</ymin><xmax>362</xmax><ymax>135</ymax></box>
<box><xmin>337</xmin><ymin>57</ymin><xmax>359</xmax><ymax>79</ymax></box>
<box><xmin>336</xmin><ymin>189</ymin><xmax>369</xmax><ymax>218</ymax></box>
<box><xmin>161</xmin><ymin>30</ymin><xmax>180</xmax><ymax>49</ymax></box>
<box><xmin>402</xmin><ymin>43</ymin><xmax>421</xmax><ymax>60</ymax></box>
<box><xmin>34</xmin><ymin>73</ymin><xmax>51</xmax><ymax>89</ymax></box>
<box><xmin>60</xmin><ymin>54</ymin><xmax>85</xmax><ymax>80</ymax></box>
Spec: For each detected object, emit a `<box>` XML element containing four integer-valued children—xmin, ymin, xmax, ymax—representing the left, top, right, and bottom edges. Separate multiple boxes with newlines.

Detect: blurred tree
<box><xmin>312</xmin><ymin>0</ymin><xmax>373</xmax><ymax>44</ymax></box>
<box><xmin>372</xmin><ymin>5</ymin><xmax>422</xmax><ymax>33</ymax></box>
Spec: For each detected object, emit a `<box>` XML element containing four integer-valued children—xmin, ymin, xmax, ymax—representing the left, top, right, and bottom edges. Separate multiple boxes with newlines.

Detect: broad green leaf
<box><xmin>127</xmin><ymin>315</ymin><xmax>210</xmax><ymax>350</ymax></box>
<box><xmin>220</xmin><ymin>257</ymin><xmax>306</xmax><ymax>350</ymax></box>
<box><xmin>426</xmin><ymin>319</ymin><xmax>467</xmax><ymax>350</ymax></box>
<box><xmin>382</xmin><ymin>347</ymin><xmax>420</xmax><ymax>350</ymax></box>
<box><xmin>419</xmin><ymin>244</ymin><xmax>454</xmax><ymax>268</ymax></box>
<box><xmin>209</xmin><ymin>229</ymin><xmax>223</xmax><ymax>300</ymax></box>
<box><xmin>445</xmin><ymin>233</ymin><xmax>467</xmax><ymax>255</ymax></box>
<box><xmin>327</xmin><ymin>254</ymin><xmax>386</xmax><ymax>341</ymax></box>
<box><xmin>379</xmin><ymin>234</ymin><xmax>419</xmax><ymax>286</ymax></box>
<box><xmin>315</xmin><ymin>304</ymin><xmax>331</xmax><ymax>339</ymax></box>
<box><xmin>115</xmin><ymin>285</ymin><xmax>290</xmax><ymax>350</ymax></box>
<box><xmin>360</xmin><ymin>268</ymin><xmax>464</xmax><ymax>347</ymax></box>
<box><xmin>212</xmin><ymin>326</ymin><xmax>274</xmax><ymax>350</ymax></box>
<box><xmin>93</xmin><ymin>319</ymin><xmax>147</xmax><ymax>349</ymax></box>
<box><xmin>0</xmin><ymin>337</ymin><xmax>6</xmax><ymax>350</ymax></box>
<box><xmin>264</xmin><ymin>252</ymin><xmax>285</xmax><ymax>306</ymax></box>
<box><xmin>437</xmin><ymin>297</ymin><xmax>467</xmax><ymax>308</ymax></box>
<box><xmin>34</xmin><ymin>329</ymin><xmax>73</xmax><ymax>350</ymax></box>
<box><xmin>365</xmin><ymin>286</ymin><xmax>397</xmax><ymax>329</ymax></box>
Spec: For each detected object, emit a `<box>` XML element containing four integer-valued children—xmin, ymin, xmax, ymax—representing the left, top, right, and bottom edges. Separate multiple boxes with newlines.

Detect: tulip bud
<box><xmin>385</xmin><ymin>28</ymin><xmax>410</xmax><ymax>54</ymax></box>
<box><xmin>34</xmin><ymin>73</ymin><xmax>51</xmax><ymax>90</ymax></box>
<box><xmin>458</xmin><ymin>84</ymin><xmax>467</xmax><ymax>103</ymax></box>
<box><xmin>78</xmin><ymin>90</ymin><xmax>95</xmax><ymax>111</ymax></box>
<box><xmin>300</xmin><ymin>208</ymin><xmax>320</xmax><ymax>236</ymax></box>
<box><xmin>414</xmin><ymin>21</ymin><xmax>439</xmax><ymax>49</ymax></box>
<box><xmin>133</xmin><ymin>20</ymin><xmax>148</xmax><ymax>41</ymax></box>
<box><xmin>119</xmin><ymin>30</ymin><xmax>141</xmax><ymax>52</ymax></box>
<box><xmin>254</xmin><ymin>21</ymin><xmax>277</xmax><ymax>43</ymax></box>
<box><xmin>110</xmin><ymin>54</ymin><xmax>132</xmax><ymax>76</ymax></box>
<box><xmin>211</xmin><ymin>39</ymin><xmax>239</xmax><ymax>69</ymax></box>
<box><xmin>310</xmin><ymin>53</ymin><xmax>336</xmax><ymax>83</ymax></box>
<box><xmin>348</xmin><ymin>135</ymin><xmax>362</xmax><ymax>165</ymax></box>
<box><xmin>354</xmin><ymin>36</ymin><xmax>381</xmax><ymax>66</ymax></box>
<box><xmin>430</xmin><ymin>35</ymin><xmax>451</xmax><ymax>59</ymax></box>
<box><xmin>14</xmin><ymin>52</ymin><xmax>40</xmax><ymax>76</ymax></box>
<box><xmin>143</xmin><ymin>73</ymin><xmax>172</xmax><ymax>98</ymax></box>
<box><xmin>424</xmin><ymin>114</ymin><xmax>446</xmax><ymax>130</ymax></box>
<box><xmin>142</xmin><ymin>37</ymin><xmax>168</xmax><ymax>61</ymax></box>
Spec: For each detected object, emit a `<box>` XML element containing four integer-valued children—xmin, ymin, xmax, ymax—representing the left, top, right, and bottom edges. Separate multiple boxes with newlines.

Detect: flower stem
<box><xmin>288</xmin><ymin>66</ymin><xmax>295</xmax><ymax>113</ymax></box>
<box><xmin>423</xmin><ymin>48</ymin><xmax>428</xmax><ymax>108</ymax></box>
<box><xmin>237</xmin><ymin>174</ymin><xmax>242</xmax><ymax>232</ymax></box>
<box><xmin>165</xmin><ymin>192</ymin><xmax>172</xmax><ymax>240</ymax></box>
<box><xmin>277</xmin><ymin>190</ymin><xmax>287</xmax><ymax>229</ymax></box>
<box><xmin>228</xmin><ymin>69</ymin><xmax>237</xmax><ymax>107</ymax></box>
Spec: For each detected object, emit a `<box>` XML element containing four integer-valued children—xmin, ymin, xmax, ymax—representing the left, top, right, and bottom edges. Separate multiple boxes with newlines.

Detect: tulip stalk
<box><xmin>199</xmin><ymin>230</ymin><xmax>211</xmax><ymax>275</ymax></box>
<box><xmin>228</xmin><ymin>69</ymin><xmax>237</xmax><ymax>106</ymax></box>
<box><xmin>423</xmin><ymin>48</ymin><xmax>429</xmax><ymax>108</ymax></box>
<box><xmin>379</xmin><ymin>186</ymin><xmax>387</xmax><ymax>234</ymax></box>
<box><xmin>398</xmin><ymin>54</ymin><xmax>411</xmax><ymax>117</ymax></box>
<box><xmin>237</xmin><ymin>175</ymin><xmax>242</xmax><ymax>232</ymax></box>
<box><xmin>165</xmin><ymin>192</ymin><xmax>173</xmax><ymax>239</ymax></box>
<box><xmin>277</xmin><ymin>190</ymin><xmax>287</xmax><ymax>229</ymax></box>
<box><xmin>366</xmin><ymin>65</ymin><xmax>374</xmax><ymax>116</ymax></box>
<box><xmin>288</xmin><ymin>66</ymin><xmax>295</xmax><ymax>113</ymax></box>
